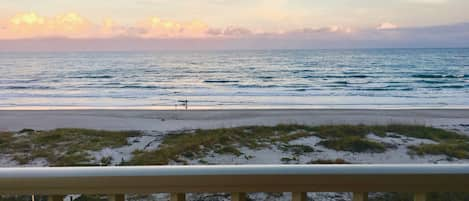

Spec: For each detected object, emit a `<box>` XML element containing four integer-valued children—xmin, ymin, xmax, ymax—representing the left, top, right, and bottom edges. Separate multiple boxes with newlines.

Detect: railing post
<box><xmin>414</xmin><ymin>193</ymin><xmax>426</xmax><ymax>201</ymax></box>
<box><xmin>48</xmin><ymin>195</ymin><xmax>64</xmax><ymax>201</ymax></box>
<box><xmin>108</xmin><ymin>194</ymin><xmax>125</xmax><ymax>201</ymax></box>
<box><xmin>170</xmin><ymin>193</ymin><xmax>185</xmax><ymax>201</ymax></box>
<box><xmin>353</xmin><ymin>192</ymin><xmax>368</xmax><ymax>201</ymax></box>
<box><xmin>231</xmin><ymin>192</ymin><xmax>246</xmax><ymax>201</ymax></box>
<box><xmin>292</xmin><ymin>192</ymin><xmax>307</xmax><ymax>201</ymax></box>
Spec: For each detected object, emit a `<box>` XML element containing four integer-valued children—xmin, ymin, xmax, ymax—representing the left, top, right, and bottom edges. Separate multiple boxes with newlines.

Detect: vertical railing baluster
<box><xmin>292</xmin><ymin>192</ymin><xmax>307</xmax><ymax>201</ymax></box>
<box><xmin>352</xmin><ymin>192</ymin><xmax>368</xmax><ymax>201</ymax></box>
<box><xmin>48</xmin><ymin>195</ymin><xmax>64</xmax><ymax>201</ymax></box>
<box><xmin>414</xmin><ymin>193</ymin><xmax>426</xmax><ymax>201</ymax></box>
<box><xmin>231</xmin><ymin>192</ymin><xmax>246</xmax><ymax>201</ymax></box>
<box><xmin>108</xmin><ymin>194</ymin><xmax>125</xmax><ymax>201</ymax></box>
<box><xmin>170</xmin><ymin>193</ymin><xmax>186</xmax><ymax>201</ymax></box>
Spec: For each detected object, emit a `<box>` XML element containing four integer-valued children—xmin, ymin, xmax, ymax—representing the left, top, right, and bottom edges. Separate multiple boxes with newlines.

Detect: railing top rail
<box><xmin>1</xmin><ymin>164</ymin><xmax>468</xmax><ymax>194</ymax></box>
<box><xmin>0</xmin><ymin>164</ymin><xmax>468</xmax><ymax>178</ymax></box>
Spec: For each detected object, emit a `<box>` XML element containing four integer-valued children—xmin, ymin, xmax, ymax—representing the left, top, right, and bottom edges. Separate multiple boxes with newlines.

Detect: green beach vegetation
<box><xmin>0</xmin><ymin>128</ymin><xmax>140</xmax><ymax>166</ymax></box>
<box><xmin>128</xmin><ymin>124</ymin><xmax>469</xmax><ymax>165</ymax></box>
<box><xmin>1</xmin><ymin>124</ymin><xmax>468</xmax><ymax>166</ymax></box>
<box><xmin>0</xmin><ymin>124</ymin><xmax>468</xmax><ymax>201</ymax></box>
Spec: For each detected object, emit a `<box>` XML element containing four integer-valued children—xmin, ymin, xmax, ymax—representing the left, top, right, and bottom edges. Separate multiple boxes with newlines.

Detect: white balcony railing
<box><xmin>0</xmin><ymin>164</ymin><xmax>468</xmax><ymax>201</ymax></box>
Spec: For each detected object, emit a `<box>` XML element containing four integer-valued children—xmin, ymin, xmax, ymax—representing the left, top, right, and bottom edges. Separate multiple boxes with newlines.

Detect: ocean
<box><xmin>0</xmin><ymin>48</ymin><xmax>468</xmax><ymax>109</ymax></box>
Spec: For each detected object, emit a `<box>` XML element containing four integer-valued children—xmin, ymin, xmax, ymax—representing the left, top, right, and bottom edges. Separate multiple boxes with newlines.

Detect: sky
<box><xmin>0</xmin><ymin>0</ymin><xmax>468</xmax><ymax>51</ymax></box>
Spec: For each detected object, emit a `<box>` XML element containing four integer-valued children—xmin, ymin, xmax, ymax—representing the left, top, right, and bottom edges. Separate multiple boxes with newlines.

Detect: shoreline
<box><xmin>2</xmin><ymin>105</ymin><xmax>469</xmax><ymax>111</ymax></box>
<box><xmin>1</xmin><ymin>109</ymin><xmax>468</xmax><ymax>132</ymax></box>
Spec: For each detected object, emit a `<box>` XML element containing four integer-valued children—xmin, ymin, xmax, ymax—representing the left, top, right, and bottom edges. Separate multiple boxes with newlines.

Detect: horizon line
<box><xmin>1</xmin><ymin>47</ymin><xmax>469</xmax><ymax>53</ymax></box>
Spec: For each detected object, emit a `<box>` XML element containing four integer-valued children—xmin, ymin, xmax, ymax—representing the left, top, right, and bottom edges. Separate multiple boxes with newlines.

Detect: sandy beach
<box><xmin>0</xmin><ymin>109</ymin><xmax>468</xmax><ymax>133</ymax></box>
<box><xmin>0</xmin><ymin>108</ymin><xmax>468</xmax><ymax>169</ymax></box>
<box><xmin>1</xmin><ymin>110</ymin><xmax>468</xmax><ymax>201</ymax></box>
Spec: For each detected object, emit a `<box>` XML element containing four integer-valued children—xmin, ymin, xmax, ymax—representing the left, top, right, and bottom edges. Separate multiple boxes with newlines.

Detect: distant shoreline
<box><xmin>1</xmin><ymin>109</ymin><xmax>468</xmax><ymax>133</ymax></box>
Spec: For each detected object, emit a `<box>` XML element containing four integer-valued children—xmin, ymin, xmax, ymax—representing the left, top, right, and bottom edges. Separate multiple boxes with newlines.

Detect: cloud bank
<box><xmin>0</xmin><ymin>12</ymin><xmax>354</xmax><ymax>39</ymax></box>
<box><xmin>0</xmin><ymin>12</ymin><xmax>93</xmax><ymax>39</ymax></box>
<box><xmin>0</xmin><ymin>12</ymin><xmax>468</xmax><ymax>51</ymax></box>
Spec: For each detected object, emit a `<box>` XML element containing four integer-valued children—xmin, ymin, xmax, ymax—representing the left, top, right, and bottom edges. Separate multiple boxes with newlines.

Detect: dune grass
<box><xmin>408</xmin><ymin>142</ymin><xmax>469</xmax><ymax>159</ymax></box>
<box><xmin>312</xmin><ymin>124</ymin><xmax>466</xmax><ymax>140</ymax></box>
<box><xmin>318</xmin><ymin>136</ymin><xmax>387</xmax><ymax>153</ymax></box>
<box><xmin>314</xmin><ymin>124</ymin><xmax>469</xmax><ymax>157</ymax></box>
<box><xmin>0</xmin><ymin>128</ymin><xmax>140</xmax><ymax>166</ymax></box>
<box><xmin>1</xmin><ymin>124</ymin><xmax>467</xmax><ymax>165</ymax></box>
<box><xmin>279</xmin><ymin>144</ymin><xmax>315</xmax><ymax>155</ymax></box>
<box><xmin>0</xmin><ymin>132</ymin><xmax>15</xmax><ymax>152</ymax></box>
<box><xmin>127</xmin><ymin>126</ymin><xmax>315</xmax><ymax>165</ymax></box>
<box><xmin>127</xmin><ymin>124</ymin><xmax>468</xmax><ymax>165</ymax></box>
<box><xmin>0</xmin><ymin>125</ymin><xmax>468</xmax><ymax>201</ymax></box>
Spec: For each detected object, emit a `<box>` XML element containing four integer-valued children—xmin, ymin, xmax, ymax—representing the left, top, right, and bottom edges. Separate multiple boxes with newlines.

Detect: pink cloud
<box><xmin>0</xmin><ymin>12</ymin><xmax>96</xmax><ymax>39</ymax></box>
<box><xmin>0</xmin><ymin>12</ymin><xmax>211</xmax><ymax>39</ymax></box>
<box><xmin>135</xmin><ymin>17</ymin><xmax>209</xmax><ymax>38</ymax></box>
<box><xmin>0</xmin><ymin>11</ymin><xmax>357</xmax><ymax>40</ymax></box>
<box><xmin>288</xmin><ymin>25</ymin><xmax>352</xmax><ymax>34</ymax></box>
<box><xmin>376</xmin><ymin>22</ymin><xmax>398</xmax><ymax>30</ymax></box>
<box><xmin>1</xmin><ymin>22</ymin><xmax>469</xmax><ymax>51</ymax></box>
<box><xmin>206</xmin><ymin>26</ymin><xmax>253</xmax><ymax>37</ymax></box>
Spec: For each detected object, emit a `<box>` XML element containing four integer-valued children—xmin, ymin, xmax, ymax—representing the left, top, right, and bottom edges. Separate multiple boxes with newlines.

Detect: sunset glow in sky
<box><xmin>0</xmin><ymin>0</ymin><xmax>468</xmax><ymax>50</ymax></box>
